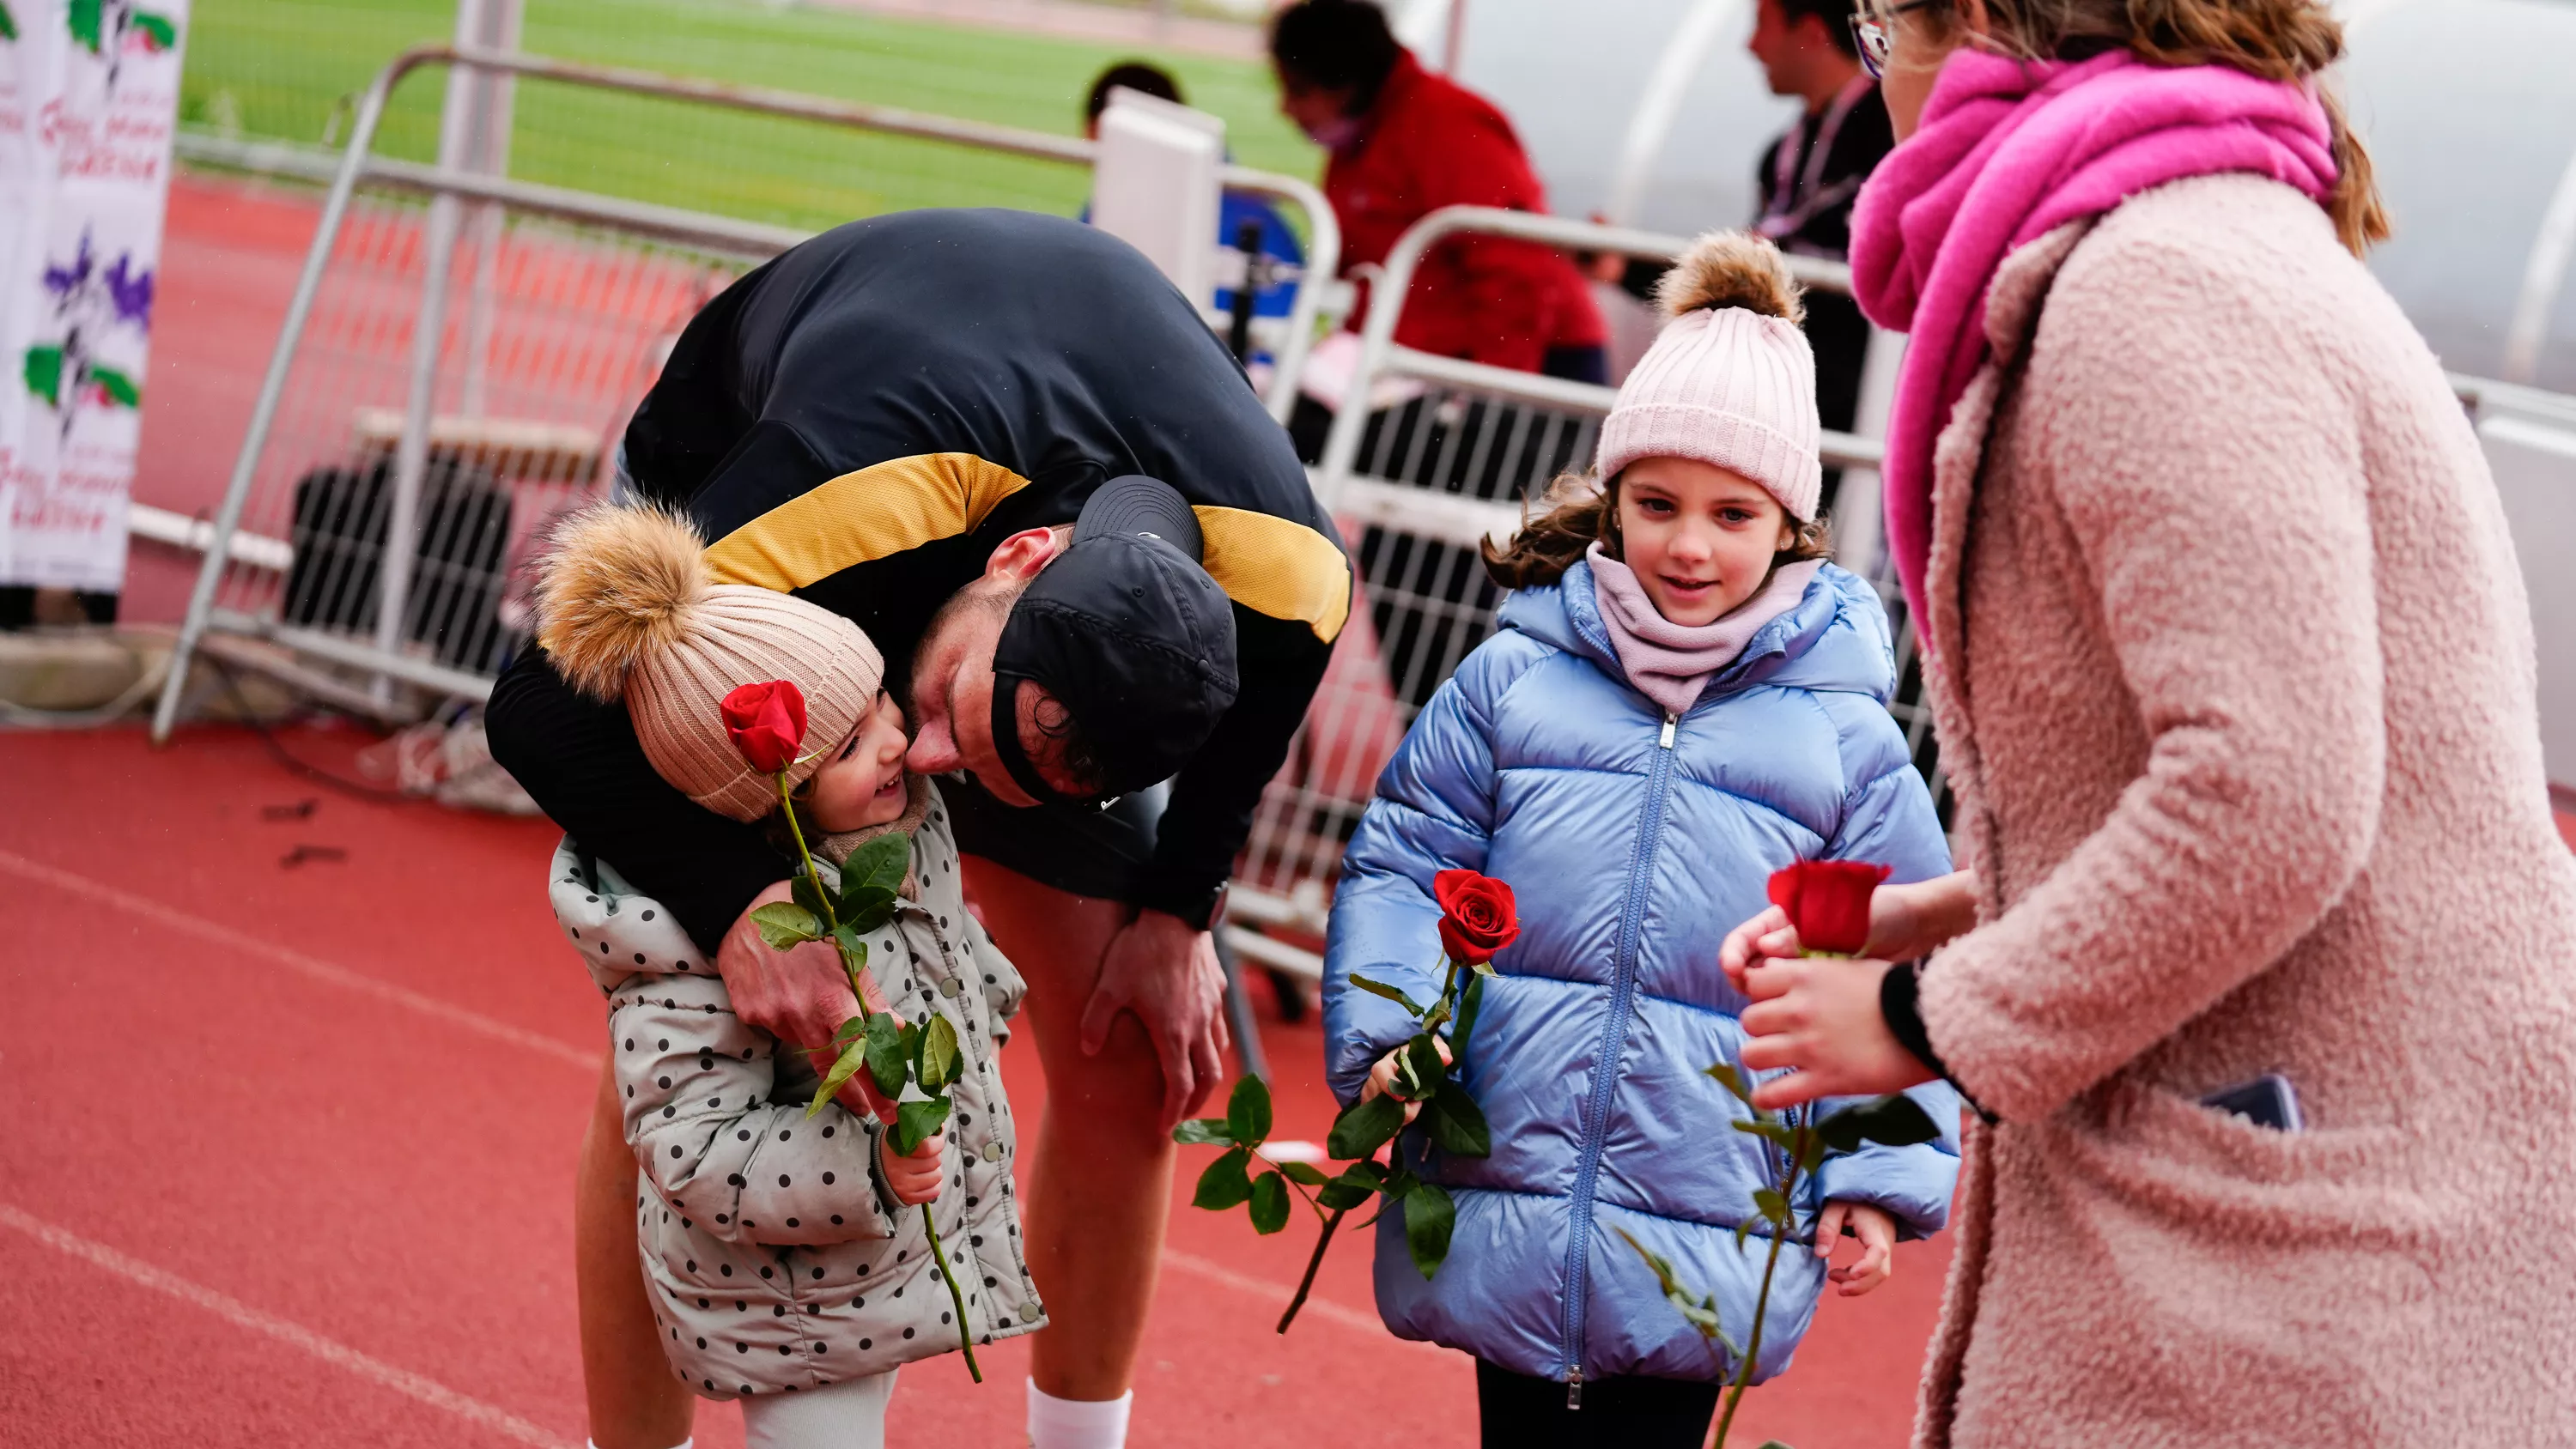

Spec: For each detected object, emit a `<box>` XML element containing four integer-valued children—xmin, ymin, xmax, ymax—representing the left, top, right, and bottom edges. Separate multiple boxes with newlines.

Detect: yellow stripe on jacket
<box><xmin>703</xmin><ymin>454</ymin><xmax>1351</xmax><ymax>643</ymax></box>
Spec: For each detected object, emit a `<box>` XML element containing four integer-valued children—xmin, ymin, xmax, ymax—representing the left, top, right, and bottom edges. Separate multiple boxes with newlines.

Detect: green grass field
<box><xmin>180</xmin><ymin>0</ymin><xmax>1320</xmax><ymax>232</ymax></box>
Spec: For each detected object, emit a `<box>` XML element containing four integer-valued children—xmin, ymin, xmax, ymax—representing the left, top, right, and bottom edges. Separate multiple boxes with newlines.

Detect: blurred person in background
<box><xmin>1081</xmin><ymin>61</ymin><xmax>1305</xmax><ymax>336</ymax></box>
<box><xmin>1747</xmin><ymin>0</ymin><xmax>1893</xmax><ymax>516</ymax></box>
<box><xmin>1269</xmin><ymin>0</ymin><xmax>1605</xmax><ymax>459</ymax></box>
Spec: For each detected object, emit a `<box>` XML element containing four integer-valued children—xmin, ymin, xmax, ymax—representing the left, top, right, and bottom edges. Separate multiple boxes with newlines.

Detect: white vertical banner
<box><xmin>0</xmin><ymin>0</ymin><xmax>187</xmax><ymax>592</ymax></box>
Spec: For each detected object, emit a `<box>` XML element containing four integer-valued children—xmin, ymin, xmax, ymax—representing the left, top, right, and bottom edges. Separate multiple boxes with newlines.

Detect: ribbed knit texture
<box><xmin>625</xmin><ymin>585</ymin><xmax>884</xmax><ymax>823</ymax></box>
<box><xmin>1594</xmin><ymin>306</ymin><xmax>1824</xmax><ymax>521</ymax></box>
<box><xmin>1587</xmin><ymin>543</ymin><xmax>1822</xmax><ymax>718</ymax></box>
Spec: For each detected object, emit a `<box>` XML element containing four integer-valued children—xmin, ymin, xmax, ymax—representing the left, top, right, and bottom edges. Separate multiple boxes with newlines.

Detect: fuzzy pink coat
<box><xmin>1911</xmin><ymin>173</ymin><xmax>2576</xmax><ymax>1447</ymax></box>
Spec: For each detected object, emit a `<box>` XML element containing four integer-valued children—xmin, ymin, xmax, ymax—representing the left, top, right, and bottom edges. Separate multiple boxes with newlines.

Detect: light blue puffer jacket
<box><xmin>1323</xmin><ymin>559</ymin><xmax>1959</xmax><ymax>1391</ymax></box>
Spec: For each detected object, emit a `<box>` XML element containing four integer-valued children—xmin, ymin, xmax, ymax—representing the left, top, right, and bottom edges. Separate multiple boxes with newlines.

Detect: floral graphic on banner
<box><xmin>67</xmin><ymin>0</ymin><xmax>176</xmax><ymax>92</ymax></box>
<box><xmin>22</xmin><ymin>231</ymin><xmax>153</xmax><ymax>439</ymax></box>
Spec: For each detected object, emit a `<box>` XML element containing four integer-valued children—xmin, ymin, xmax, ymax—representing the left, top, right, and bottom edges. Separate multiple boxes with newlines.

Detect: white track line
<box><xmin>3</xmin><ymin>850</ymin><xmax>1413</xmax><ymax>1345</ymax></box>
<box><xmin>0</xmin><ymin>847</ymin><xmax>599</xmax><ymax>1071</ymax></box>
<box><xmin>0</xmin><ymin>1203</ymin><xmax>578</xmax><ymax>1448</ymax></box>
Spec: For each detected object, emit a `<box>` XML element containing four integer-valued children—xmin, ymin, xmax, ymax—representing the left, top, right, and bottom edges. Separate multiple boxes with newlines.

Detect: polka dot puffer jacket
<box><xmin>550</xmin><ymin>784</ymin><xmax>1042</xmax><ymax>1403</ymax></box>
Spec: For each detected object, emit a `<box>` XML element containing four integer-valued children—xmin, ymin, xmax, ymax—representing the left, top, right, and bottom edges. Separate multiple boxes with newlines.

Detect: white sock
<box><xmin>1026</xmin><ymin>1379</ymin><xmax>1133</xmax><ymax>1449</ymax></box>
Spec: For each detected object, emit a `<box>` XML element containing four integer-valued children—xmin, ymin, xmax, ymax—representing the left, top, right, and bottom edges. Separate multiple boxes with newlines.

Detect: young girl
<box><xmin>536</xmin><ymin>504</ymin><xmax>1042</xmax><ymax>1449</ymax></box>
<box><xmin>1322</xmin><ymin>233</ymin><xmax>1959</xmax><ymax>1446</ymax></box>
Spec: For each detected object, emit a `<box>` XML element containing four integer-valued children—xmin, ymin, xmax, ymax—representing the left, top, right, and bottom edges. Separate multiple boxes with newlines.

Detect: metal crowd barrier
<box><xmin>149</xmin><ymin>45</ymin><xmax>1340</xmax><ymax>742</ymax></box>
<box><xmin>1220</xmin><ymin>206</ymin><xmax>1937</xmax><ymax>981</ymax></box>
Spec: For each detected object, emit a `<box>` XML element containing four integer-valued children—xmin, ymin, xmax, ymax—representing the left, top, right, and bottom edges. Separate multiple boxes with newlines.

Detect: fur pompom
<box><xmin>1654</xmin><ymin>230</ymin><xmax>1805</xmax><ymax>325</ymax></box>
<box><xmin>534</xmin><ymin>504</ymin><xmax>709</xmax><ymax>702</ymax></box>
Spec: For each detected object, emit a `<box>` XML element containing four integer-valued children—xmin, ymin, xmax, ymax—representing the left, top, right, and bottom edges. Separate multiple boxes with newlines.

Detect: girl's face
<box><xmin>1615</xmin><ymin>458</ymin><xmax>1797</xmax><ymax>627</ymax></box>
<box><xmin>799</xmin><ymin>690</ymin><xmax>912</xmax><ymax>833</ymax></box>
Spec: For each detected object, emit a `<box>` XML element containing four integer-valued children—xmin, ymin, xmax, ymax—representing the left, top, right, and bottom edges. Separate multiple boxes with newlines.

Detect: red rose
<box><xmin>1765</xmin><ymin>860</ymin><xmax>1892</xmax><ymax>956</ymax></box>
<box><xmin>721</xmin><ymin>679</ymin><xmax>808</xmax><ymax>775</ymax></box>
<box><xmin>1433</xmin><ymin>869</ymin><xmax>1520</xmax><ymax>965</ymax></box>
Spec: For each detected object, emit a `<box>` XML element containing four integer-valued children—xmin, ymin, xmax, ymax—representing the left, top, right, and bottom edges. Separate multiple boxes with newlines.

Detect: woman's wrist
<box><xmin>1878</xmin><ymin>959</ymin><xmax>1994</xmax><ymax>1123</ymax></box>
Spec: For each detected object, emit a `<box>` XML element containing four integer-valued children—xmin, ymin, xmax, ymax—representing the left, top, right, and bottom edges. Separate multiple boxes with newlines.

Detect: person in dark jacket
<box><xmin>1748</xmin><ymin>0</ymin><xmax>1895</xmax><ymax>513</ymax></box>
<box><xmin>486</xmin><ymin>209</ymin><xmax>1350</xmax><ymax>1449</ymax></box>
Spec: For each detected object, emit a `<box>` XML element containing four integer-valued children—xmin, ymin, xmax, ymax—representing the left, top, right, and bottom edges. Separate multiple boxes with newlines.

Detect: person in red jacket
<box><xmin>1271</xmin><ymin>0</ymin><xmax>1606</xmax><ymax>382</ymax></box>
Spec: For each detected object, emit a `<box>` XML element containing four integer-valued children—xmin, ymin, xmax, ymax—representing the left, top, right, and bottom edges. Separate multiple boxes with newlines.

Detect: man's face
<box><xmin>905</xmin><ymin>575</ymin><xmax>1094</xmax><ymax>809</ymax></box>
<box><xmin>1747</xmin><ymin>0</ymin><xmax>1814</xmax><ymax>98</ymax></box>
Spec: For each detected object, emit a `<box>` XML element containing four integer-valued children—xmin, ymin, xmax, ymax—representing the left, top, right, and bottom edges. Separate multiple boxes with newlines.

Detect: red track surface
<box><xmin>0</xmin><ymin>726</ymin><xmax>1954</xmax><ymax>1446</ymax></box>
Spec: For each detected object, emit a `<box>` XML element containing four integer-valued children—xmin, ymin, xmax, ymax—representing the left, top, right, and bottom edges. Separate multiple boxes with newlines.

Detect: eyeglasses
<box><xmin>1849</xmin><ymin>0</ymin><xmax>1940</xmax><ymax>81</ymax></box>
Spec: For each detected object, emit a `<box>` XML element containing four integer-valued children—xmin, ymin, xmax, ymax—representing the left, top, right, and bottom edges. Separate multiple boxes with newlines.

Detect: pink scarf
<box><xmin>1848</xmin><ymin>48</ymin><xmax>2336</xmax><ymax>634</ymax></box>
<box><xmin>1587</xmin><ymin>544</ymin><xmax>1823</xmax><ymax>718</ymax></box>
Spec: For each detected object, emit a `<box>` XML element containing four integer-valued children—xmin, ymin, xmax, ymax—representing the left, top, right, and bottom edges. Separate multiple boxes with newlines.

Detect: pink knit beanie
<box><xmin>1593</xmin><ymin>231</ymin><xmax>1823</xmax><ymax>522</ymax></box>
<box><xmin>533</xmin><ymin>504</ymin><xmax>884</xmax><ymax>823</ymax></box>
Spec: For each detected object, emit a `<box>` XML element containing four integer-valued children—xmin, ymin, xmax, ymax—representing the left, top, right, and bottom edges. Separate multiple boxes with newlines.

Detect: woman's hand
<box><xmin>1815</xmin><ymin>1200</ymin><xmax>1899</xmax><ymax>1297</ymax></box>
<box><xmin>1737</xmin><ymin>955</ymin><xmax>1935</xmax><ymax>1109</ymax></box>
<box><xmin>1719</xmin><ymin>870</ymin><xmax>1983</xmax><ymax>994</ymax></box>
<box><xmin>878</xmin><ymin>1129</ymin><xmax>945</xmax><ymax>1207</ymax></box>
<box><xmin>1359</xmin><ymin>1035</ymin><xmax>1454</xmax><ymax>1124</ymax></box>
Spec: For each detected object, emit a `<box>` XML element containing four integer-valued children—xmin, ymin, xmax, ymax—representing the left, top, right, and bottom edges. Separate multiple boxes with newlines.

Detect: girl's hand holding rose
<box><xmin>878</xmin><ymin>1129</ymin><xmax>946</xmax><ymax>1207</ymax></box>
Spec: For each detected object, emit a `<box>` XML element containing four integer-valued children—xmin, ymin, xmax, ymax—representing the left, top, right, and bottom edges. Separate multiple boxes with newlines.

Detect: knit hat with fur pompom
<box><xmin>1593</xmin><ymin>230</ymin><xmax>1824</xmax><ymax>521</ymax></box>
<box><xmin>534</xmin><ymin>503</ymin><xmax>884</xmax><ymax>822</ymax></box>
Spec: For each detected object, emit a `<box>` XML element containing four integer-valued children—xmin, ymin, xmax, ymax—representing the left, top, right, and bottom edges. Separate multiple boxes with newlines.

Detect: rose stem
<box><xmin>1277</xmin><ymin>1205</ymin><xmax>1346</xmax><ymax>1334</ymax></box>
<box><xmin>774</xmin><ymin>774</ymin><xmax>837</xmax><ymax>933</ymax></box>
<box><xmin>920</xmin><ymin>1202</ymin><xmax>981</xmax><ymax>1382</ymax></box>
<box><xmin>1712</xmin><ymin>1137</ymin><xmax>1803</xmax><ymax>1446</ymax></box>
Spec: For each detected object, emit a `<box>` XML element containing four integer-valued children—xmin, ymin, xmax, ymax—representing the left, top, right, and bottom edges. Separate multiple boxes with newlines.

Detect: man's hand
<box><xmin>1815</xmin><ymin>1200</ymin><xmax>1899</xmax><ymax>1297</ymax></box>
<box><xmin>1078</xmin><ymin>908</ymin><xmax>1229</xmax><ymax>1130</ymax></box>
<box><xmin>878</xmin><ymin>1130</ymin><xmax>945</xmax><ymax>1207</ymax></box>
<box><xmin>1737</xmin><ymin>954</ymin><xmax>1935</xmax><ymax>1110</ymax></box>
<box><xmin>719</xmin><ymin>881</ymin><xmax>900</xmax><ymax>1122</ymax></box>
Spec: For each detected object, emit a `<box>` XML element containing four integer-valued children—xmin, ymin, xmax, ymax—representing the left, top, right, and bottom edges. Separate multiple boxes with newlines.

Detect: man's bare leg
<box><xmin>577</xmin><ymin>1058</ymin><xmax>697</xmax><ymax>1449</ymax></box>
<box><xmin>963</xmin><ymin>856</ymin><xmax>1176</xmax><ymax>1402</ymax></box>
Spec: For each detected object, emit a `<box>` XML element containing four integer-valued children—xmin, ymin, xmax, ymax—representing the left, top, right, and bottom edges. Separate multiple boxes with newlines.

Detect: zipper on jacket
<box><xmin>1558</xmin><ymin>711</ymin><xmax>1683</xmax><ymax>1395</ymax></box>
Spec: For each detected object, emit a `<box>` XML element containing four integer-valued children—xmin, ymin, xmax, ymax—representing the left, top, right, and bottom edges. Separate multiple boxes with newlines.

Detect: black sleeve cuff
<box><xmin>1880</xmin><ymin>958</ymin><xmax>1996</xmax><ymax>1124</ymax></box>
<box><xmin>1133</xmin><ymin>864</ymin><xmax>1226</xmax><ymax>931</ymax></box>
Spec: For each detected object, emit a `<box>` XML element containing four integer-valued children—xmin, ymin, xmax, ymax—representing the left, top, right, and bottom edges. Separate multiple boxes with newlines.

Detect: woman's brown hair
<box><xmin>1479</xmin><ymin>470</ymin><xmax>1833</xmax><ymax>592</ymax></box>
<box><xmin>1910</xmin><ymin>0</ymin><xmax>2387</xmax><ymax>254</ymax></box>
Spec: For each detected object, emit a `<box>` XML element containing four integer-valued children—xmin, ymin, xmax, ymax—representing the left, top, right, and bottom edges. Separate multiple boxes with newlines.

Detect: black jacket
<box><xmin>489</xmin><ymin>209</ymin><xmax>1349</xmax><ymax>952</ymax></box>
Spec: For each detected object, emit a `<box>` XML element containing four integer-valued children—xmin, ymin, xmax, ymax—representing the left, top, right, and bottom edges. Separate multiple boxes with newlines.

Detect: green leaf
<box><xmin>1192</xmin><ymin>1145</ymin><xmax>1255</xmax><ymax>1210</ymax></box>
<box><xmin>1171</xmin><ymin>1118</ymin><xmax>1233</xmax><ymax>1147</ymax></box>
<box><xmin>1347</xmin><ymin>973</ymin><xmax>1428</xmax><ymax>1016</ymax></box>
<box><xmin>1735</xmin><ymin>1217</ymin><xmax>1754</xmax><ymax>1253</ymax></box>
<box><xmin>915</xmin><ymin>1015</ymin><xmax>963</xmax><ymax>1093</ymax></box>
<box><xmin>1324</xmin><ymin>1092</ymin><xmax>1407</xmax><ymax>1162</ymax></box>
<box><xmin>1248</xmin><ymin>1171</ymin><xmax>1291</xmax><ymax>1234</ymax></box>
<box><xmin>1756</xmin><ymin>1442</ymin><xmax>1795</xmax><ymax>1448</ymax></box>
<box><xmin>0</xmin><ymin>3</ymin><xmax>20</xmax><ymax>43</ymax></box>
<box><xmin>893</xmin><ymin>1095</ymin><xmax>950</xmax><ymax>1156</ymax></box>
<box><xmin>1753</xmin><ymin>1187</ymin><xmax>1789</xmax><ymax>1226</ymax></box>
<box><xmin>134</xmin><ymin>10</ymin><xmax>177</xmax><ymax>49</ymax></box>
<box><xmin>791</xmin><ymin>870</ymin><xmax>833</xmax><ymax>927</ymax></box>
<box><xmin>1469</xmin><ymin>959</ymin><xmax>1497</xmax><ymax>978</ymax></box>
<box><xmin>1619</xmin><ymin>1229</ymin><xmax>1735</xmax><ymax>1348</ymax></box>
<box><xmin>830</xmin><ymin>1016</ymin><xmax>870</xmax><ymax>1050</ymax></box>
<box><xmin>862</xmin><ymin>1013</ymin><xmax>910</xmax><ymax>1100</ymax></box>
<box><xmin>841</xmin><ymin>832</ymin><xmax>909</xmax><ymax>904</ymax></box>
<box><xmin>749</xmin><ymin>901</ymin><xmax>823</xmax><ymax>949</ymax></box>
<box><xmin>1706</xmin><ymin>1062</ymin><xmax>1759</xmax><ymax>1107</ymax></box>
<box><xmin>1394</xmin><ymin>1034</ymin><xmax>1448</xmax><ymax>1102</ymax></box>
<box><xmin>807</xmin><ymin>1042</ymin><xmax>871</xmax><ymax>1118</ymax></box>
<box><xmin>66</xmin><ymin>0</ymin><xmax>98</xmax><ymax>52</ymax></box>
<box><xmin>1425</xmin><ymin>1081</ymin><xmax>1492</xmax><ymax>1158</ymax></box>
<box><xmin>1225</xmin><ymin>1076</ymin><xmax>1273</xmax><ymax>1149</ymax></box>
<box><xmin>1279</xmin><ymin>1161</ymin><xmax>1329</xmax><ymax>1187</ymax></box>
<box><xmin>1402</xmin><ymin>1181</ymin><xmax>1456</xmax><ymax>1279</ymax></box>
<box><xmin>1815</xmin><ymin>1094</ymin><xmax>1942</xmax><ymax>1155</ymax></box>
<box><xmin>1729</xmin><ymin>1119</ymin><xmax>1799</xmax><ymax>1149</ymax></box>
<box><xmin>1450</xmin><ymin>971</ymin><xmax>1486</xmax><ymax>1069</ymax></box>
<box><xmin>832</xmin><ymin>922</ymin><xmax>870</xmax><ymax>973</ymax></box>
<box><xmin>1316</xmin><ymin>1160</ymin><xmax>1385</xmax><ymax>1211</ymax></box>
<box><xmin>841</xmin><ymin>887</ymin><xmax>896</xmax><ymax>932</ymax></box>
<box><xmin>89</xmin><ymin>366</ymin><xmax>139</xmax><ymax>408</ymax></box>
<box><xmin>1796</xmin><ymin>1126</ymin><xmax>1827</xmax><ymax>1174</ymax></box>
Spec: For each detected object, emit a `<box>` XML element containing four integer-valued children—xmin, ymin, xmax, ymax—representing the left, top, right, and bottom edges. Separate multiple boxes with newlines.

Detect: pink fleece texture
<box><xmin>1905</xmin><ymin>173</ymin><xmax>2576</xmax><ymax>1448</ymax></box>
<box><xmin>1847</xmin><ymin>50</ymin><xmax>2336</xmax><ymax>634</ymax></box>
<box><xmin>1585</xmin><ymin>544</ymin><xmax>1820</xmax><ymax>718</ymax></box>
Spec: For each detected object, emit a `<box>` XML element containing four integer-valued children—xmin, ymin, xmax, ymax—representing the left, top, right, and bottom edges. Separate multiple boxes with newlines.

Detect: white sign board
<box><xmin>1091</xmin><ymin>87</ymin><xmax>1223</xmax><ymax>307</ymax></box>
<box><xmin>0</xmin><ymin>0</ymin><xmax>188</xmax><ymax>592</ymax></box>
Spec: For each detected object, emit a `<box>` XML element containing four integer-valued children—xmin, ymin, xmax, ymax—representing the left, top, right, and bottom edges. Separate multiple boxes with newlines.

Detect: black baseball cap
<box><xmin>988</xmin><ymin>476</ymin><xmax>1240</xmax><ymax>804</ymax></box>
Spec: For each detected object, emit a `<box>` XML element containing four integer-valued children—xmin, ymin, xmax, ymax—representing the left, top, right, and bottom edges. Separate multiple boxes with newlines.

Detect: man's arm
<box><xmin>487</xmin><ymin>647</ymin><xmax>781</xmax><ymax>955</ymax></box>
<box><xmin>1133</xmin><ymin>608</ymin><xmax>1335</xmax><ymax>925</ymax></box>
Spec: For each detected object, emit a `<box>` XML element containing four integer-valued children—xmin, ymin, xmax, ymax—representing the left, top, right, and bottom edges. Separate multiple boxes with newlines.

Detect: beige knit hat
<box><xmin>1593</xmin><ymin>231</ymin><xmax>1825</xmax><ymax>522</ymax></box>
<box><xmin>534</xmin><ymin>503</ymin><xmax>885</xmax><ymax>822</ymax></box>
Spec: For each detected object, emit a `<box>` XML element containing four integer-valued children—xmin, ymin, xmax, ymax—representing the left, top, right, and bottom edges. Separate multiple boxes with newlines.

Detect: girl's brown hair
<box><xmin>1479</xmin><ymin>470</ymin><xmax>1833</xmax><ymax>592</ymax></box>
<box><xmin>1909</xmin><ymin>0</ymin><xmax>2387</xmax><ymax>254</ymax></box>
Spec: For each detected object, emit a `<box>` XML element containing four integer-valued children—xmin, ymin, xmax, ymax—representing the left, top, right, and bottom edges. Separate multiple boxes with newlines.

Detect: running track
<box><xmin>0</xmin><ymin>725</ymin><xmax>1957</xmax><ymax>1446</ymax></box>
